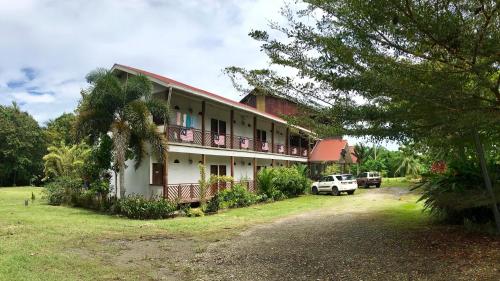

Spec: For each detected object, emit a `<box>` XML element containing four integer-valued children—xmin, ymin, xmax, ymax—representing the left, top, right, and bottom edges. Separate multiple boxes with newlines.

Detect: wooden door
<box><xmin>152</xmin><ymin>163</ymin><xmax>163</xmax><ymax>186</ymax></box>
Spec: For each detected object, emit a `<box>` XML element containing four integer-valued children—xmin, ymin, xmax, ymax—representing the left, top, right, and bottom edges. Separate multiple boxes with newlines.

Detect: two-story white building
<box><xmin>111</xmin><ymin>64</ymin><xmax>315</xmax><ymax>202</ymax></box>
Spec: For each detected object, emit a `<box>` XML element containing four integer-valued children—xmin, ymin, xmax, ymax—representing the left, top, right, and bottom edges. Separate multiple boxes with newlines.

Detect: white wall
<box><xmin>234</xmin><ymin>157</ymin><xmax>254</xmax><ymax>181</ymax></box>
<box><xmin>167</xmin><ymin>152</ymin><xmax>204</xmax><ymax>184</ymax></box>
<box><xmin>204</xmin><ymin>103</ymin><xmax>231</xmax><ymax>132</ymax></box>
<box><xmin>121</xmin><ymin>156</ymin><xmax>151</xmax><ymax>197</ymax></box>
<box><xmin>169</xmin><ymin>92</ymin><xmax>203</xmax><ymax>129</ymax></box>
<box><xmin>233</xmin><ymin>111</ymin><xmax>254</xmax><ymax>139</ymax></box>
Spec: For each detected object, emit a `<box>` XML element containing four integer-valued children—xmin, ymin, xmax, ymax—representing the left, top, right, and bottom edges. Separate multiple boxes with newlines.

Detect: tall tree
<box><xmin>227</xmin><ymin>0</ymin><xmax>500</xmax><ymax>232</ymax></box>
<box><xmin>75</xmin><ymin>69</ymin><xmax>170</xmax><ymax>198</ymax></box>
<box><xmin>0</xmin><ymin>102</ymin><xmax>46</xmax><ymax>186</ymax></box>
<box><xmin>44</xmin><ymin>113</ymin><xmax>76</xmax><ymax>146</ymax></box>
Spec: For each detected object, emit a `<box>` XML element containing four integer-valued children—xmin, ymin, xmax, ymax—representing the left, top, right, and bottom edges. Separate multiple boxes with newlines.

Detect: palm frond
<box><xmin>146</xmin><ymin>98</ymin><xmax>171</xmax><ymax>125</ymax></box>
<box><xmin>125</xmin><ymin>74</ymin><xmax>153</xmax><ymax>102</ymax></box>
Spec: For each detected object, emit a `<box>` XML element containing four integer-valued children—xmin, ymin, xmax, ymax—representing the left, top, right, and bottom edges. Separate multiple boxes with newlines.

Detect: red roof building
<box><xmin>309</xmin><ymin>138</ymin><xmax>349</xmax><ymax>162</ymax></box>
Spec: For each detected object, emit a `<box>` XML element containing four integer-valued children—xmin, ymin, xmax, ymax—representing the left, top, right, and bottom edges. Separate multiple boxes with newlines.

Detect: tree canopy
<box><xmin>226</xmin><ymin>0</ymin><xmax>500</xmax><ymax>231</ymax></box>
<box><xmin>226</xmin><ymin>0</ymin><xmax>500</xmax><ymax>145</ymax></box>
<box><xmin>44</xmin><ymin>112</ymin><xmax>76</xmax><ymax>146</ymax></box>
<box><xmin>75</xmin><ymin>68</ymin><xmax>170</xmax><ymax>197</ymax></box>
<box><xmin>0</xmin><ymin>103</ymin><xmax>46</xmax><ymax>186</ymax></box>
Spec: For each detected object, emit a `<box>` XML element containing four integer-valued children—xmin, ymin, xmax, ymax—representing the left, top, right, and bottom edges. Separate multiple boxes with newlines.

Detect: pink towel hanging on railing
<box><xmin>176</xmin><ymin>112</ymin><xmax>181</xmax><ymax>126</ymax></box>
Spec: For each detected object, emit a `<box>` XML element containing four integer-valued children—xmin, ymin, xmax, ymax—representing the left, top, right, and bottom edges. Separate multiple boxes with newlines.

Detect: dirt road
<box><xmin>189</xmin><ymin>188</ymin><xmax>500</xmax><ymax>281</ymax></box>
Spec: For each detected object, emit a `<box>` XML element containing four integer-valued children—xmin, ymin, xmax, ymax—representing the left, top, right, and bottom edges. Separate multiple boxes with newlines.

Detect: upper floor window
<box><xmin>256</xmin><ymin>129</ymin><xmax>267</xmax><ymax>142</ymax></box>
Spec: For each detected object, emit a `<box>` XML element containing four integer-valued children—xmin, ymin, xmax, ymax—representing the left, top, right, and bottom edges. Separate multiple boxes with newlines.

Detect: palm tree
<box><xmin>396</xmin><ymin>147</ymin><xmax>421</xmax><ymax>177</ymax></box>
<box><xmin>43</xmin><ymin>142</ymin><xmax>91</xmax><ymax>180</ymax></box>
<box><xmin>76</xmin><ymin>68</ymin><xmax>170</xmax><ymax>198</ymax></box>
<box><xmin>352</xmin><ymin>144</ymin><xmax>372</xmax><ymax>165</ymax></box>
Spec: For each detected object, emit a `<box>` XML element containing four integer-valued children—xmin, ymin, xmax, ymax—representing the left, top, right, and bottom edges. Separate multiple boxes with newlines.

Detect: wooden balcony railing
<box><xmin>167</xmin><ymin>125</ymin><xmax>308</xmax><ymax>157</ymax></box>
<box><xmin>165</xmin><ymin>180</ymin><xmax>256</xmax><ymax>202</ymax></box>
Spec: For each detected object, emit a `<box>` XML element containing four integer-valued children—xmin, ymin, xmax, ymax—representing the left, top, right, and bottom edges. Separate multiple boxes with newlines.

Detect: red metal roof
<box><xmin>309</xmin><ymin>138</ymin><xmax>348</xmax><ymax>162</ymax></box>
<box><xmin>113</xmin><ymin>64</ymin><xmax>290</xmax><ymax>124</ymax></box>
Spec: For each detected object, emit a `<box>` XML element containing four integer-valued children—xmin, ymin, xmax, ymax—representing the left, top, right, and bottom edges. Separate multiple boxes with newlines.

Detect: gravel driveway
<box><xmin>190</xmin><ymin>188</ymin><xmax>500</xmax><ymax>281</ymax></box>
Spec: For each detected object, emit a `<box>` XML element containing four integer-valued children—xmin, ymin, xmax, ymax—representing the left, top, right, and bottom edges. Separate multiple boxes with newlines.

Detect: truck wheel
<box><xmin>347</xmin><ymin>190</ymin><xmax>355</xmax><ymax>195</ymax></box>
<box><xmin>375</xmin><ymin>184</ymin><xmax>381</xmax><ymax>188</ymax></box>
<box><xmin>331</xmin><ymin>187</ymin><xmax>340</xmax><ymax>196</ymax></box>
<box><xmin>312</xmin><ymin>186</ymin><xmax>319</xmax><ymax>195</ymax></box>
<box><xmin>365</xmin><ymin>183</ymin><xmax>369</xmax><ymax>189</ymax></box>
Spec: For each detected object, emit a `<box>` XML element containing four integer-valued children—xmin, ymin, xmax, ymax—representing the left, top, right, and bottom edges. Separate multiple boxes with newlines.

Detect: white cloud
<box><xmin>11</xmin><ymin>92</ymin><xmax>55</xmax><ymax>103</ymax></box>
<box><xmin>0</xmin><ymin>0</ymin><xmax>284</xmax><ymax>123</ymax></box>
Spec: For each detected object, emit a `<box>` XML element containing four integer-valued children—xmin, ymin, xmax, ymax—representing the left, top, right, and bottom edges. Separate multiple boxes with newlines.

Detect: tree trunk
<box><xmin>119</xmin><ymin>162</ymin><xmax>126</xmax><ymax>198</ymax></box>
<box><xmin>473</xmin><ymin>131</ymin><xmax>500</xmax><ymax>234</ymax></box>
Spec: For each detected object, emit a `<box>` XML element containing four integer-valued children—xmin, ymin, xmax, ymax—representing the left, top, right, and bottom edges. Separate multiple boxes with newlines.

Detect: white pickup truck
<box><xmin>311</xmin><ymin>174</ymin><xmax>358</xmax><ymax>196</ymax></box>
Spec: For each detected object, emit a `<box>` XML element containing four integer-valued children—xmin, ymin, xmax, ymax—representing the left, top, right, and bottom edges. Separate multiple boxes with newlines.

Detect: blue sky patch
<box><xmin>21</xmin><ymin>67</ymin><xmax>37</xmax><ymax>81</ymax></box>
<box><xmin>6</xmin><ymin>67</ymin><xmax>38</xmax><ymax>89</ymax></box>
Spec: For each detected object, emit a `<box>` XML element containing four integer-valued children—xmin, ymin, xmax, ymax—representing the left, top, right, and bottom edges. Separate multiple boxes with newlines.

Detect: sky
<box><xmin>0</xmin><ymin>0</ymin><xmax>397</xmax><ymax>149</ymax></box>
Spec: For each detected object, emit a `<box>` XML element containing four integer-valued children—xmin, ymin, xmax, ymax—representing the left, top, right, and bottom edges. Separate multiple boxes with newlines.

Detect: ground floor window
<box><xmin>210</xmin><ymin>165</ymin><xmax>227</xmax><ymax>177</ymax></box>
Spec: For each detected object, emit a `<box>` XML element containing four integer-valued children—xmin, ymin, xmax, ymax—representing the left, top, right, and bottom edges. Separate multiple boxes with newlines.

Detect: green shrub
<box><xmin>204</xmin><ymin>193</ymin><xmax>220</xmax><ymax>213</ymax></box>
<box><xmin>118</xmin><ymin>195</ymin><xmax>177</xmax><ymax>220</ymax></box>
<box><xmin>43</xmin><ymin>176</ymin><xmax>83</xmax><ymax>205</ymax></box>
<box><xmin>257</xmin><ymin>166</ymin><xmax>309</xmax><ymax>200</ymax></box>
<box><xmin>218</xmin><ymin>184</ymin><xmax>259</xmax><ymax>209</ymax></box>
<box><xmin>418</xmin><ymin>159</ymin><xmax>500</xmax><ymax>225</ymax></box>
<box><xmin>274</xmin><ymin>166</ymin><xmax>309</xmax><ymax>197</ymax></box>
<box><xmin>186</xmin><ymin>208</ymin><xmax>204</xmax><ymax>217</ymax></box>
<box><xmin>257</xmin><ymin>168</ymin><xmax>276</xmax><ymax>196</ymax></box>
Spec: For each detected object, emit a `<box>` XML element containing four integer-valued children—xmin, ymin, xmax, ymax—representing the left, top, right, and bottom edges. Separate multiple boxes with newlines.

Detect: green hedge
<box><xmin>257</xmin><ymin>165</ymin><xmax>310</xmax><ymax>200</ymax></box>
<box><xmin>117</xmin><ymin>195</ymin><xmax>177</xmax><ymax>220</ymax></box>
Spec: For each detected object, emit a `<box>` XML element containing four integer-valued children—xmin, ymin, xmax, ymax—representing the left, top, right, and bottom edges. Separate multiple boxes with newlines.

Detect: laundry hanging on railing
<box><xmin>180</xmin><ymin>128</ymin><xmax>194</xmax><ymax>142</ymax></box>
<box><xmin>261</xmin><ymin>142</ymin><xmax>269</xmax><ymax>151</ymax></box>
<box><xmin>176</xmin><ymin>112</ymin><xmax>181</xmax><ymax>126</ymax></box>
<box><xmin>240</xmin><ymin>137</ymin><xmax>249</xmax><ymax>149</ymax></box>
<box><xmin>214</xmin><ymin>134</ymin><xmax>225</xmax><ymax>146</ymax></box>
<box><xmin>277</xmin><ymin>144</ymin><xmax>285</xmax><ymax>153</ymax></box>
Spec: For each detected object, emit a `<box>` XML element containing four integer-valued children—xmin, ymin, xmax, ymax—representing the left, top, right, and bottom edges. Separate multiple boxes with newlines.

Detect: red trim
<box><xmin>113</xmin><ymin>64</ymin><xmax>288</xmax><ymax>123</ymax></box>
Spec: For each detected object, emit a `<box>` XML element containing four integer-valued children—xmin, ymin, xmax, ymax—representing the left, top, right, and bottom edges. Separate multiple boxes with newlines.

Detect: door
<box><xmin>210</xmin><ymin>165</ymin><xmax>227</xmax><ymax>193</ymax></box>
<box><xmin>256</xmin><ymin>129</ymin><xmax>267</xmax><ymax>151</ymax></box>
<box><xmin>152</xmin><ymin>163</ymin><xmax>163</xmax><ymax>186</ymax></box>
<box><xmin>211</xmin><ymin>119</ymin><xmax>227</xmax><ymax>147</ymax></box>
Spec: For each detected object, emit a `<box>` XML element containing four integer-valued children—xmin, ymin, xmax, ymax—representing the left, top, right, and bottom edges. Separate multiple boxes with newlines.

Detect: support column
<box><xmin>201</xmin><ymin>101</ymin><xmax>206</xmax><ymax>146</ymax></box>
<box><xmin>230</xmin><ymin>156</ymin><xmax>235</xmax><ymax>187</ymax></box>
<box><xmin>298</xmin><ymin>133</ymin><xmax>302</xmax><ymax>156</ymax></box>
<box><xmin>253</xmin><ymin>158</ymin><xmax>257</xmax><ymax>189</ymax></box>
<box><xmin>285</xmin><ymin>127</ymin><xmax>290</xmax><ymax>155</ymax></box>
<box><xmin>163</xmin><ymin>87</ymin><xmax>172</xmax><ymax>199</ymax></box>
<box><xmin>271</xmin><ymin>123</ymin><xmax>275</xmax><ymax>153</ymax></box>
<box><xmin>253</xmin><ymin>116</ymin><xmax>257</xmax><ymax>151</ymax></box>
<box><xmin>271</xmin><ymin>159</ymin><xmax>276</xmax><ymax>167</ymax></box>
<box><xmin>230</xmin><ymin>109</ymin><xmax>234</xmax><ymax>149</ymax></box>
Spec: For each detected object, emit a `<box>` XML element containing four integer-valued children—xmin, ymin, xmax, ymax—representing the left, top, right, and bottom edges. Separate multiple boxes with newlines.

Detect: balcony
<box><xmin>167</xmin><ymin>125</ymin><xmax>308</xmax><ymax>157</ymax></box>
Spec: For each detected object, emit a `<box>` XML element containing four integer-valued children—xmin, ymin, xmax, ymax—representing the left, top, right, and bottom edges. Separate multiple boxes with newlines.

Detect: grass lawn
<box><xmin>381</xmin><ymin>177</ymin><xmax>416</xmax><ymax>188</ymax></box>
<box><xmin>0</xmin><ymin>186</ymin><xmax>426</xmax><ymax>281</ymax></box>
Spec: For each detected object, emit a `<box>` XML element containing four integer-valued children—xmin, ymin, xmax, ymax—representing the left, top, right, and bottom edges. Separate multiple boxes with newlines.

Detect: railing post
<box><xmin>286</xmin><ymin>127</ymin><xmax>290</xmax><ymax>155</ymax></box>
<box><xmin>230</xmin><ymin>109</ymin><xmax>234</xmax><ymax>149</ymax></box>
<box><xmin>253</xmin><ymin>116</ymin><xmax>257</xmax><ymax>151</ymax></box>
<box><xmin>271</xmin><ymin>123</ymin><xmax>275</xmax><ymax>153</ymax></box>
<box><xmin>201</xmin><ymin>101</ymin><xmax>206</xmax><ymax>146</ymax></box>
